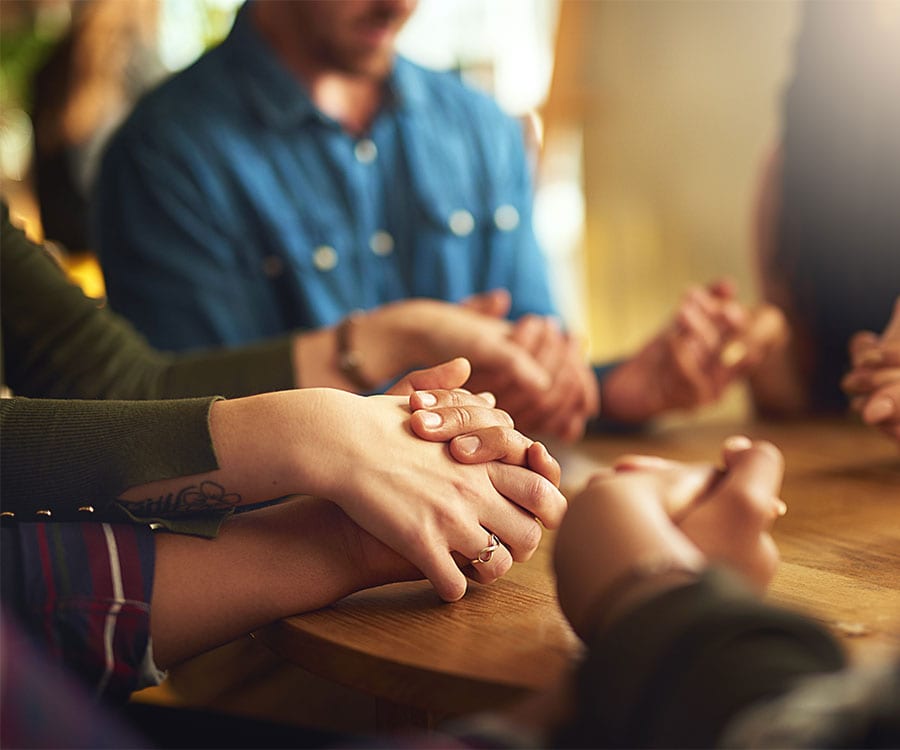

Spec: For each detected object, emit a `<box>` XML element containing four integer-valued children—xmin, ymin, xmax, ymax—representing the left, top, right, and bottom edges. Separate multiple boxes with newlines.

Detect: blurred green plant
<box><xmin>0</xmin><ymin>22</ymin><xmax>64</xmax><ymax>113</ymax></box>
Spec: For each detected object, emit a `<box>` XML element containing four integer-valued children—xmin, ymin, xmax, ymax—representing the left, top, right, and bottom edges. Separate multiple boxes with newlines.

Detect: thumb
<box><xmin>460</xmin><ymin>289</ymin><xmax>512</xmax><ymax>318</ymax></box>
<box><xmin>882</xmin><ymin>297</ymin><xmax>900</xmax><ymax>341</ymax></box>
<box><xmin>386</xmin><ymin>357</ymin><xmax>472</xmax><ymax>395</ymax></box>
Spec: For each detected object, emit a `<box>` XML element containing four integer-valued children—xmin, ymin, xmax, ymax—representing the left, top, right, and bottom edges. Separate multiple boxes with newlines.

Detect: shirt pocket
<box><xmin>409</xmin><ymin>176</ymin><xmax>526</xmax><ymax>304</ymax></box>
<box><xmin>273</xmin><ymin>206</ymin><xmax>363</xmax><ymax>326</ymax></box>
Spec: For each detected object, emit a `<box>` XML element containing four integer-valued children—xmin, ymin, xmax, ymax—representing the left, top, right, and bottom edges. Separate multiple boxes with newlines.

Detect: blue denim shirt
<box><xmin>93</xmin><ymin>5</ymin><xmax>557</xmax><ymax>352</ymax></box>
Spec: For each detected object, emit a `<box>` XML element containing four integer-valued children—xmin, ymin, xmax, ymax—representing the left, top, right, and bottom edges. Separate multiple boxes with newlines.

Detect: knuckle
<box><xmin>446</xmin><ymin>405</ymin><xmax>472</xmax><ymax>428</ymax></box>
<box><xmin>515</xmin><ymin>521</ymin><xmax>543</xmax><ymax>561</ymax></box>
<box><xmin>522</xmin><ymin>472</ymin><xmax>547</xmax><ymax>508</ymax></box>
<box><xmin>448</xmin><ymin>388</ymin><xmax>475</xmax><ymax>406</ymax></box>
<box><xmin>488</xmin><ymin>551</ymin><xmax>514</xmax><ymax>580</ymax></box>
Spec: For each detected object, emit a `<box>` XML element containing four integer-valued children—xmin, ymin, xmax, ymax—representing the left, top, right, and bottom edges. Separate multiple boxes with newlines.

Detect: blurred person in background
<box><xmin>30</xmin><ymin>0</ymin><xmax>166</xmax><ymax>252</ymax></box>
<box><xmin>750</xmin><ymin>0</ymin><xmax>900</xmax><ymax>418</ymax></box>
<box><xmin>94</xmin><ymin>0</ymin><xmax>780</xmax><ymax>441</ymax></box>
<box><xmin>2</xmin><ymin>203</ymin><xmax>568</xmax><ymax>702</ymax></box>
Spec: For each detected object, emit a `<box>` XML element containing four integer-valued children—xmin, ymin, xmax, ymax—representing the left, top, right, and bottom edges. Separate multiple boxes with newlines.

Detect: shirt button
<box><xmin>313</xmin><ymin>245</ymin><xmax>338</xmax><ymax>271</ymax></box>
<box><xmin>261</xmin><ymin>255</ymin><xmax>284</xmax><ymax>278</ymax></box>
<box><xmin>493</xmin><ymin>204</ymin><xmax>520</xmax><ymax>231</ymax></box>
<box><xmin>448</xmin><ymin>209</ymin><xmax>475</xmax><ymax>237</ymax></box>
<box><xmin>354</xmin><ymin>139</ymin><xmax>378</xmax><ymax>164</ymax></box>
<box><xmin>369</xmin><ymin>230</ymin><xmax>394</xmax><ymax>256</ymax></box>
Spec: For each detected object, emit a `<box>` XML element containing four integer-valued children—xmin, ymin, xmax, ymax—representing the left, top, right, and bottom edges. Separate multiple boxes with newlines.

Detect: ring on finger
<box><xmin>471</xmin><ymin>533</ymin><xmax>502</xmax><ymax>565</ymax></box>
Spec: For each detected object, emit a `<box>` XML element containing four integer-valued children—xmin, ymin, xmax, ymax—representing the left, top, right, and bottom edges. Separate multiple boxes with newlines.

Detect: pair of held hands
<box><xmin>843</xmin><ymin>297</ymin><xmax>900</xmax><ymax>444</ymax></box>
<box><xmin>333</xmin><ymin>296</ymin><xmax>899</xmax><ymax>615</ymax></box>
<box><xmin>458</xmin><ymin>279</ymin><xmax>790</xmax><ymax>441</ymax></box>
<box><xmin>347</xmin><ymin>356</ymin><xmax>784</xmax><ymax>617</ymax></box>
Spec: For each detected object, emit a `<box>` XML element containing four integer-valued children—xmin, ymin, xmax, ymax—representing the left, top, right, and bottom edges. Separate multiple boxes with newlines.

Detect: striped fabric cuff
<box><xmin>13</xmin><ymin>522</ymin><xmax>158</xmax><ymax>703</ymax></box>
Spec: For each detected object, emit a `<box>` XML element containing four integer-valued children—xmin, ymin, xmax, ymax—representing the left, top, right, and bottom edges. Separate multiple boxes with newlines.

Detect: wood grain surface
<box><xmin>257</xmin><ymin>417</ymin><xmax>900</xmax><ymax>719</ymax></box>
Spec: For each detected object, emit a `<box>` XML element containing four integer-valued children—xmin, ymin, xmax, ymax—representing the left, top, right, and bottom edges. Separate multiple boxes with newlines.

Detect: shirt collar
<box><xmin>224</xmin><ymin>3</ymin><xmax>428</xmax><ymax>130</ymax></box>
<box><xmin>225</xmin><ymin>3</ymin><xmax>320</xmax><ymax>129</ymax></box>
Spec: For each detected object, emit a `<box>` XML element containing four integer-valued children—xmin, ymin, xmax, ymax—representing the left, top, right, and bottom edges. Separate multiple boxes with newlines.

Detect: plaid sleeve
<box><xmin>2</xmin><ymin>521</ymin><xmax>160</xmax><ymax>704</ymax></box>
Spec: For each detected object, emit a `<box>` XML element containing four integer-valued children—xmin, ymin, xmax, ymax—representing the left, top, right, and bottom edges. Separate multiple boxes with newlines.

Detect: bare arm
<box><xmin>150</xmin><ymin>495</ymin><xmax>416</xmax><ymax>667</ymax></box>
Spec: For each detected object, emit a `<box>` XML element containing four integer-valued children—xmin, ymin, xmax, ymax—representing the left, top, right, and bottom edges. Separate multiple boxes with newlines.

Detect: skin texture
<box><xmin>121</xmin><ymin>359</ymin><xmax>566</xmax><ymax>608</ymax></box>
<box><xmin>498</xmin><ymin>437</ymin><xmax>787</xmax><ymax>740</ymax></box>
<box><xmin>146</xmin><ymin>358</ymin><xmax>567</xmax><ymax>666</ymax></box>
<box><xmin>291</xmin><ymin>297</ymin><xmax>552</xmax><ymax>408</ymax></box>
<box><xmin>843</xmin><ymin>297</ymin><xmax>900</xmax><ymax>445</ymax></box>
<box><xmin>599</xmin><ymin>280</ymin><xmax>788</xmax><ymax>424</ymax></box>
<box><xmin>251</xmin><ymin>0</ymin><xmax>417</xmax><ymax>135</ymax></box>
<box><xmin>554</xmin><ymin>437</ymin><xmax>784</xmax><ymax>640</ymax></box>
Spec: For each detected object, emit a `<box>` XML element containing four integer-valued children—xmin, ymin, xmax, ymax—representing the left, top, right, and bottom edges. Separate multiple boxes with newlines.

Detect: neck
<box><xmin>309</xmin><ymin>73</ymin><xmax>384</xmax><ymax>136</ymax></box>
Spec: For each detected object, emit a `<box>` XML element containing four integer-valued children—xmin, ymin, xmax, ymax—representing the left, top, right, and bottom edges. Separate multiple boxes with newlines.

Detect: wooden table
<box><xmin>257</xmin><ymin>417</ymin><xmax>900</xmax><ymax>725</ymax></box>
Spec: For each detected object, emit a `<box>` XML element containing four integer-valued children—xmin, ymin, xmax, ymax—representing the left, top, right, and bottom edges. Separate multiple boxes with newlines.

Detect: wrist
<box><xmin>598</xmin><ymin>365</ymin><xmax>658</xmax><ymax>423</ymax></box>
<box><xmin>360</xmin><ymin>299</ymin><xmax>437</xmax><ymax>378</ymax></box>
<box><xmin>577</xmin><ymin>558</ymin><xmax>702</xmax><ymax>640</ymax></box>
<box><xmin>330</xmin><ymin>503</ymin><xmax>421</xmax><ymax>591</ymax></box>
<box><xmin>282</xmin><ymin>388</ymin><xmax>367</xmax><ymax>500</ymax></box>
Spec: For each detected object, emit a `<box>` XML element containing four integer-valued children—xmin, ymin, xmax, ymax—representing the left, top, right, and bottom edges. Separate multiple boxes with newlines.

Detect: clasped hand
<box><xmin>842</xmin><ymin>297</ymin><xmax>900</xmax><ymax>444</ymax></box>
<box><xmin>600</xmin><ymin>279</ymin><xmax>789</xmax><ymax>422</ymax></box>
<box><xmin>555</xmin><ymin>436</ymin><xmax>785</xmax><ymax>640</ymax></box>
<box><xmin>322</xmin><ymin>358</ymin><xmax>567</xmax><ymax>602</ymax></box>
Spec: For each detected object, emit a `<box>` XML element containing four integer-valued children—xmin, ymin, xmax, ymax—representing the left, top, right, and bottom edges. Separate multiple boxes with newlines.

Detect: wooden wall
<box><xmin>542</xmin><ymin>0</ymin><xmax>801</xmax><ymax>366</ymax></box>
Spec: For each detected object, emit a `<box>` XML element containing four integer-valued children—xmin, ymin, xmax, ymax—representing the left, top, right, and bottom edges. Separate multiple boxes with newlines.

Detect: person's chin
<box><xmin>346</xmin><ymin>48</ymin><xmax>395</xmax><ymax>80</ymax></box>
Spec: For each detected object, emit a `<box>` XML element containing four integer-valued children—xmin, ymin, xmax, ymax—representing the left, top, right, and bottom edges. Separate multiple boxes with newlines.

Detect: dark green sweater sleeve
<box><xmin>1</xmin><ymin>208</ymin><xmax>296</xmax><ymax>536</ymax></box>
<box><xmin>1</xmin><ymin>208</ymin><xmax>295</xmax><ymax>400</ymax></box>
<box><xmin>1</xmin><ymin>396</ymin><xmax>221</xmax><ymax>524</ymax></box>
<box><xmin>554</xmin><ymin>568</ymin><xmax>846</xmax><ymax>749</ymax></box>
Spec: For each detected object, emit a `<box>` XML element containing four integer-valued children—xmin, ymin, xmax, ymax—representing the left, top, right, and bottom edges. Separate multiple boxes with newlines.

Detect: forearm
<box><xmin>3</xmin><ymin>208</ymin><xmax>296</xmax><ymax>399</ymax></box>
<box><xmin>117</xmin><ymin>391</ymin><xmax>338</xmax><ymax>515</ymax></box>
<box><xmin>747</xmin><ymin>341</ymin><xmax>810</xmax><ymax>417</ymax></box>
<box><xmin>1</xmin><ymin>391</ymin><xmax>335</xmax><ymax>527</ymax></box>
<box><xmin>596</xmin><ymin>361</ymin><xmax>661</xmax><ymax>424</ymax></box>
<box><xmin>150</xmin><ymin>496</ymin><xmax>418</xmax><ymax>667</ymax></box>
<box><xmin>0</xmin><ymin>397</ymin><xmax>221</xmax><ymax>523</ymax></box>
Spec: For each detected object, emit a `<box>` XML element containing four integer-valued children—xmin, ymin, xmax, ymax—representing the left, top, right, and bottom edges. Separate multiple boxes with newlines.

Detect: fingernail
<box><xmin>723</xmin><ymin>435</ymin><xmax>753</xmax><ymax>452</ymax></box>
<box><xmin>863</xmin><ymin>395</ymin><xmax>894</xmax><ymax>424</ymax></box>
<box><xmin>416</xmin><ymin>391</ymin><xmax>437</xmax><ymax>407</ymax></box>
<box><xmin>455</xmin><ymin>435</ymin><xmax>481</xmax><ymax>455</ymax></box>
<box><xmin>774</xmin><ymin>499</ymin><xmax>788</xmax><ymax>517</ymax></box>
<box><xmin>418</xmin><ymin>411</ymin><xmax>442</xmax><ymax>428</ymax></box>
